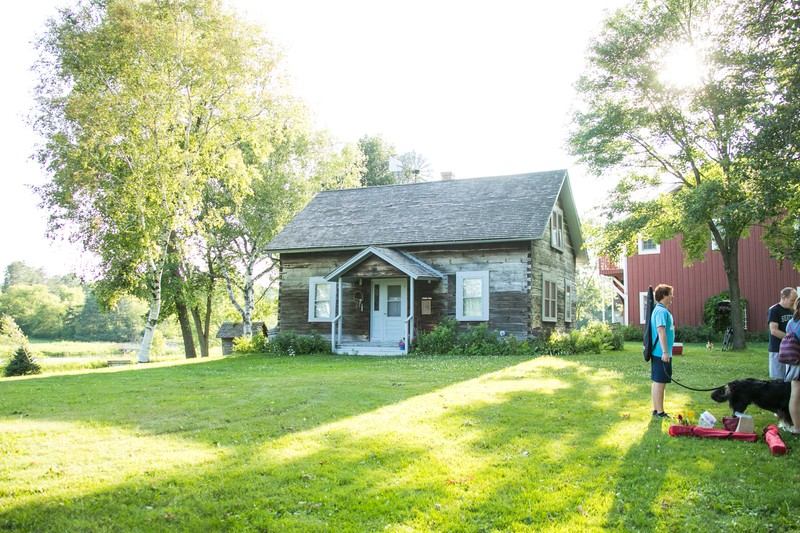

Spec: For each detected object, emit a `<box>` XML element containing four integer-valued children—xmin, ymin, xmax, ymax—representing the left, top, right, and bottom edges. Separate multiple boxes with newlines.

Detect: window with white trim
<box><xmin>639</xmin><ymin>292</ymin><xmax>648</xmax><ymax>324</ymax></box>
<box><xmin>565</xmin><ymin>282</ymin><xmax>574</xmax><ymax>323</ymax></box>
<box><xmin>638</xmin><ymin>238</ymin><xmax>660</xmax><ymax>254</ymax></box>
<box><xmin>308</xmin><ymin>277</ymin><xmax>337</xmax><ymax>322</ymax></box>
<box><xmin>542</xmin><ymin>274</ymin><xmax>557</xmax><ymax>322</ymax></box>
<box><xmin>456</xmin><ymin>271</ymin><xmax>489</xmax><ymax>321</ymax></box>
<box><xmin>551</xmin><ymin>207</ymin><xmax>564</xmax><ymax>251</ymax></box>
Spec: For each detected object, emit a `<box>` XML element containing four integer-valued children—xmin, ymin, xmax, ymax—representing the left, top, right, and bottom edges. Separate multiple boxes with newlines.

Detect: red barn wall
<box><xmin>625</xmin><ymin>226</ymin><xmax>800</xmax><ymax>332</ymax></box>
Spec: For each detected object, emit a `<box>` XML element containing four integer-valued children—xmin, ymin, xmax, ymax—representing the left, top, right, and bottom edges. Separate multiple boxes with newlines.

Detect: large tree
<box><xmin>568</xmin><ymin>0</ymin><xmax>777</xmax><ymax>349</ymax></box>
<box><xmin>212</xmin><ymin>118</ymin><xmax>365</xmax><ymax>338</ymax></box>
<box><xmin>33</xmin><ymin>0</ymin><xmax>284</xmax><ymax>361</ymax></box>
<box><xmin>741</xmin><ymin>0</ymin><xmax>800</xmax><ymax>263</ymax></box>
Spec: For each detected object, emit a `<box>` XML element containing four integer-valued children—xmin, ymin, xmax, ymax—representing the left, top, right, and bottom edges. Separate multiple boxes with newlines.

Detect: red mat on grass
<box><xmin>668</xmin><ymin>425</ymin><xmax>758</xmax><ymax>442</ymax></box>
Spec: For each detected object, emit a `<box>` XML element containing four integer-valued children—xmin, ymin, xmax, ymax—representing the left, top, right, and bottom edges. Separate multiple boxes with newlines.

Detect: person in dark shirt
<box><xmin>768</xmin><ymin>287</ymin><xmax>798</xmax><ymax>379</ymax></box>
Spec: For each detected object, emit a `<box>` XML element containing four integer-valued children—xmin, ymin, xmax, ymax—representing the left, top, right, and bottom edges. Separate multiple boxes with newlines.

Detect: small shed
<box><xmin>215</xmin><ymin>321</ymin><xmax>269</xmax><ymax>355</ymax></box>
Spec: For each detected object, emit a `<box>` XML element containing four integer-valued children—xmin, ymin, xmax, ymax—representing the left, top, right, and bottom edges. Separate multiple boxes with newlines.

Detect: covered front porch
<box><xmin>324</xmin><ymin>246</ymin><xmax>443</xmax><ymax>355</ymax></box>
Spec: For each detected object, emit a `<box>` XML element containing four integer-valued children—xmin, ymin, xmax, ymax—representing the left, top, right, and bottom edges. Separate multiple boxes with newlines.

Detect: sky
<box><xmin>0</xmin><ymin>0</ymin><xmax>628</xmax><ymax>276</ymax></box>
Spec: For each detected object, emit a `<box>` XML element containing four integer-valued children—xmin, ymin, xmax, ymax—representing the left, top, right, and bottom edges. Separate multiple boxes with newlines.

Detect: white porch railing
<box><xmin>402</xmin><ymin>313</ymin><xmax>413</xmax><ymax>354</ymax></box>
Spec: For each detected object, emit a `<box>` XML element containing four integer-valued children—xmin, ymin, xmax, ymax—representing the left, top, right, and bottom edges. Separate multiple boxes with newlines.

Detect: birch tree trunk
<box><xmin>138</xmin><ymin>241</ymin><xmax>170</xmax><ymax>363</ymax></box>
<box><xmin>139</xmin><ymin>286</ymin><xmax>162</xmax><ymax>363</ymax></box>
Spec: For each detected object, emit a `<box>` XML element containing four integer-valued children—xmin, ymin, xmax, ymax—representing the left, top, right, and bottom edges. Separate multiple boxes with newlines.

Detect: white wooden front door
<box><xmin>370</xmin><ymin>279</ymin><xmax>407</xmax><ymax>342</ymax></box>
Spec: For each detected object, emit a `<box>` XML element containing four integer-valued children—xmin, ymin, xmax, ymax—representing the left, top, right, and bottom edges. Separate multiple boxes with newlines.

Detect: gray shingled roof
<box><xmin>266</xmin><ymin>170</ymin><xmax>583</xmax><ymax>253</ymax></box>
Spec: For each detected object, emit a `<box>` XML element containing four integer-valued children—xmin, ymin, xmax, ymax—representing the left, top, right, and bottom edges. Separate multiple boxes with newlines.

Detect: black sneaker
<box><xmin>652</xmin><ymin>410</ymin><xmax>658</xmax><ymax>416</ymax></box>
<box><xmin>655</xmin><ymin>412</ymin><xmax>670</xmax><ymax>419</ymax></box>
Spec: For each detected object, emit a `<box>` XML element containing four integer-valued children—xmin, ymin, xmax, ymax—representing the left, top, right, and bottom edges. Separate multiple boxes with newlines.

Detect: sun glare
<box><xmin>659</xmin><ymin>43</ymin><xmax>705</xmax><ymax>89</ymax></box>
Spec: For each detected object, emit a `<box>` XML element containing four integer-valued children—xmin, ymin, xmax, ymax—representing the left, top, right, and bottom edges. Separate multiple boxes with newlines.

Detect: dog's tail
<box><xmin>710</xmin><ymin>385</ymin><xmax>730</xmax><ymax>403</ymax></box>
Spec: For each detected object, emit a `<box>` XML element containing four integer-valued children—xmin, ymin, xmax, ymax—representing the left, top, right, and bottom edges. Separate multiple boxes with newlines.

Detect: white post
<box><xmin>337</xmin><ymin>281</ymin><xmax>343</xmax><ymax>345</ymax></box>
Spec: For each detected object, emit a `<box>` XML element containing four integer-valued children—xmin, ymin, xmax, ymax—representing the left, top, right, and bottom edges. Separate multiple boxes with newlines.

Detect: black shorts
<box><xmin>651</xmin><ymin>356</ymin><xmax>672</xmax><ymax>384</ymax></box>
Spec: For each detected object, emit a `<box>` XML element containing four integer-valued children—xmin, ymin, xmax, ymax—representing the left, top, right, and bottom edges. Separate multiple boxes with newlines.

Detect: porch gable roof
<box><xmin>324</xmin><ymin>246</ymin><xmax>444</xmax><ymax>282</ymax></box>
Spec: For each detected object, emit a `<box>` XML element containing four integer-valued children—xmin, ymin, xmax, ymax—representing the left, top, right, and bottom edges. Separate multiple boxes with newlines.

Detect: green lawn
<box><xmin>1</xmin><ymin>343</ymin><xmax>797</xmax><ymax>532</ymax></box>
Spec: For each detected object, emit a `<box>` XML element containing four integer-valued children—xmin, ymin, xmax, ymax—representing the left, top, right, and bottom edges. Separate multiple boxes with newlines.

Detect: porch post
<box><xmin>407</xmin><ymin>278</ymin><xmax>415</xmax><ymax>353</ymax></box>
<box><xmin>337</xmin><ymin>280</ymin><xmax>343</xmax><ymax>345</ymax></box>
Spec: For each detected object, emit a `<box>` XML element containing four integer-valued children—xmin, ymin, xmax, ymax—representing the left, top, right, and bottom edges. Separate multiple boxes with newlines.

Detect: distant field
<box><xmin>3</xmin><ymin>339</ymin><xmax>209</xmax><ymax>374</ymax></box>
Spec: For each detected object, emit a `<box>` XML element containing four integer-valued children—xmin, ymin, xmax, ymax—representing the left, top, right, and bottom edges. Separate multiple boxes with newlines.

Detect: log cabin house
<box><xmin>266</xmin><ymin>170</ymin><xmax>586</xmax><ymax>354</ymax></box>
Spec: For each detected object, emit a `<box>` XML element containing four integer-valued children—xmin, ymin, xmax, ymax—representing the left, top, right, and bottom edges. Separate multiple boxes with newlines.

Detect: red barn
<box><xmin>600</xmin><ymin>226</ymin><xmax>800</xmax><ymax>333</ymax></box>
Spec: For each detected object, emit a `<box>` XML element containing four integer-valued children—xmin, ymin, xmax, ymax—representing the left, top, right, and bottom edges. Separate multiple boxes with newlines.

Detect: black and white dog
<box><xmin>710</xmin><ymin>378</ymin><xmax>792</xmax><ymax>427</ymax></box>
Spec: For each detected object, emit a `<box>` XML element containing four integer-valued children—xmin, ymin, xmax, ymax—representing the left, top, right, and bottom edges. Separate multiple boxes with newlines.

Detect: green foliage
<box><xmin>0</xmin><ymin>314</ymin><xmax>28</xmax><ymax>349</ymax></box>
<box><xmin>414</xmin><ymin>319</ymin><xmax>623</xmax><ymax>356</ymax></box>
<box><xmin>357</xmin><ymin>134</ymin><xmax>398</xmax><ymax>187</ymax></box>
<box><xmin>0</xmin><ymin>285</ymin><xmax>70</xmax><ymax>339</ymax></box>
<box><xmin>413</xmin><ymin>318</ymin><xmax>459</xmax><ymax>355</ymax></box>
<box><xmin>267</xmin><ymin>331</ymin><xmax>331</xmax><ymax>356</ymax></box>
<box><xmin>675</xmin><ymin>325</ymin><xmax>715</xmax><ymax>343</ymax></box>
<box><xmin>33</xmin><ymin>0</ymin><xmax>304</xmax><ymax>360</ymax></box>
<box><xmin>4</xmin><ymin>345</ymin><xmax>41</xmax><ymax>377</ymax></box>
<box><xmin>2</xmin><ymin>261</ymin><xmax>46</xmax><ymax>291</ymax></box>
<box><xmin>232</xmin><ymin>335</ymin><xmax>269</xmax><ymax>354</ymax></box>
<box><xmin>616</xmin><ymin>323</ymin><xmax>646</xmax><ymax>342</ymax></box>
<box><xmin>63</xmin><ymin>292</ymin><xmax>147</xmax><ymax>342</ymax></box>
<box><xmin>702</xmin><ymin>291</ymin><xmax>747</xmax><ymax>333</ymax></box>
<box><xmin>575</xmin><ymin>321</ymin><xmax>623</xmax><ymax>353</ymax></box>
<box><xmin>568</xmin><ymin>0</ymin><xmax>779</xmax><ymax>349</ymax></box>
<box><xmin>741</xmin><ymin>0</ymin><xmax>800</xmax><ymax>264</ymax></box>
<box><xmin>150</xmin><ymin>330</ymin><xmax>166</xmax><ymax>357</ymax></box>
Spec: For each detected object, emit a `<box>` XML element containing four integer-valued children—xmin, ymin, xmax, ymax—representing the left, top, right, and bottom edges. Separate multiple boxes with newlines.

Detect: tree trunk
<box><xmin>139</xmin><ymin>274</ymin><xmax>162</xmax><ymax>363</ymax></box>
<box><xmin>176</xmin><ymin>296</ymin><xmax>197</xmax><ymax>358</ymax></box>
<box><xmin>242</xmin><ymin>269</ymin><xmax>254</xmax><ymax>338</ymax></box>
<box><xmin>191</xmin><ymin>292</ymin><xmax>211</xmax><ymax>358</ymax></box>
<box><xmin>138</xmin><ymin>239</ymin><xmax>170</xmax><ymax>363</ymax></box>
<box><xmin>720</xmin><ymin>238</ymin><xmax>746</xmax><ymax>350</ymax></box>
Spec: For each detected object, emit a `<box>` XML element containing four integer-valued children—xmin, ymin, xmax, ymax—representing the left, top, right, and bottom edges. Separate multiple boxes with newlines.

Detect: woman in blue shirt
<box><xmin>651</xmin><ymin>284</ymin><xmax>675</xmax><ymax>418</ymax></box>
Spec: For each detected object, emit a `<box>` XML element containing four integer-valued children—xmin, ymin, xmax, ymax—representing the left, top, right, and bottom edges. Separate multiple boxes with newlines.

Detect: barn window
<box><xmin>542</xmin><ymin>274</ymin><xmax>557</xmax><ymax>322</ymax></box>
<box><xmin>308</xmin><ymin>277</ymin><xmax>337</xmax><ymax>322</ymax></box>
<box><xmin>565</xmin><ymin>282</ymin><xmax>574</xmax><ymax>323</ymax></box>
<box><xmin>639</xmin><ymin>292</ymin><xmax>649</xmax><ymax>324</ymax></box>
<box><xmin>456</xmin><ymin>271</ymin><xmax>489</xmax><ymax>321</ymax></box>
<box><xmin>638</xmin><ymin>238</ymin><xmax>660</xmax><ymax>254</ymax></box>
<box><xmin>551</xmin><ymin>208</ymin><xmax>564</xmax><ymax>251</ymax></box>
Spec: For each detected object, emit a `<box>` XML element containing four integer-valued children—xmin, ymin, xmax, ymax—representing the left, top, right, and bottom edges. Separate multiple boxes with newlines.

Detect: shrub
<box><xmin>267</xmin><ymin>331</ymin><xmax>331</xmax><ymax>356</ymax></box>
<box><xmin>4</xmin><ymin>345</ymin><xmax>42</xmax><ymax>377</ymax></box>
<box><xmin>616</xmin><ymin>323</ymin><xmax>645</xmax><ymax>342</ymax></box>
<box><xmin>674</xmin><ymin>325</ymin><xmax>714</xmax><ymax>343</ymax></box>
<box><xmin>414</xmin><ymin>318</ymin><xmax>459</xmax><ymax>355</ymax></box>
<box><xmin>413</xmin><ymin>319</ymin><xmax>624</xmax><ymax>356</ymax></box>
<box><xmin>545</xmin><ymin>331</ymin><xmax>576</xmax><ymax>355</ymax></box>
<box><xmin>232</xmin><ymin>335</ymin><xmax>270</xmax><ymax>354</ymax></box>
<box><xmin>572</xmin><ymin>321</ymin><xmax>617</xmax><ymax>353</ymax></box>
